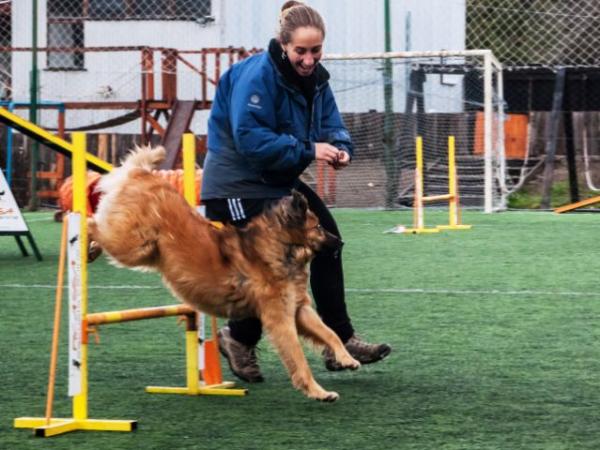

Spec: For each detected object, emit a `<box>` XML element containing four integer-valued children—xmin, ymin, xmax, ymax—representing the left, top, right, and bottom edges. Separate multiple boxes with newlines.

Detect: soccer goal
<box><xmin>312</xmin><ymin>50</ymin><xmax>505</xmax><ymax>212</ymax></box>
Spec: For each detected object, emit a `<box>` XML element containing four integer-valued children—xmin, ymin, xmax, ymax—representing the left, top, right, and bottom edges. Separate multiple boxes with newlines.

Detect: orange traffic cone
<box><xmin>200</xmin><ymin>316</ymin><xmax>223</xmax><ymax>386</ymax></box>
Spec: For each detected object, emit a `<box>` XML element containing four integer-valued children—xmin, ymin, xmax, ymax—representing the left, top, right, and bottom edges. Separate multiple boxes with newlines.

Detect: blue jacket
<box><xmin>201</xmin><ymin>49</ymin><xmax>353</xmax><ymax>200</ymax></box>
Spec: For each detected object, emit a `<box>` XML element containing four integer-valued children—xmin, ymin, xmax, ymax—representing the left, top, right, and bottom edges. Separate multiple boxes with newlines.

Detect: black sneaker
<box><xmin>324</xmin><ymin>335</ymin><xmax>391</xmax><ymax>371</ymax></box>
<box><xmin>217</xmin><ymin>326</ymin><xmax>264</xmax><ymax>383</ymax></box>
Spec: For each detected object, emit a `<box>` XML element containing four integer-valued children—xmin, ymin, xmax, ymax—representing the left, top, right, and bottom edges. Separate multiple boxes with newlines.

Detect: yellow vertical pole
<box><xmin>402</xmin><ymin>136</ymin><xmax>441</xmax><ymax>234</ymax></box>
<box><xmin>182</xmin><ymin>133</ymin><xmax>200</xmax><ymax>393</ymax></box>
<box><xmin>414</xmin><ymin>136</ymin><xmax>424</xmax><ymax>229</ymax></box>
<box><xmin>437</xmin><ymin>135</ymin><xmax>472</xmax><ymax>231</ymax></box>
<box><xmin>185</xmin><ymin>320</ymin><xmax>200</xmax><ymax>393</ymax></box>
<box><xmin>182</xmin><ymin>133</ymin><xmax>196</xmax><ymax>206</ymax></box>
<box><xmin>448</xmin><ymin>135</ymin><xmax>457</xmax><ymax>226</ymax></box>
<box><xmin>71</xmin><ymin>132</ymin><xmax>88</xmax><ymax>421</ymax></box>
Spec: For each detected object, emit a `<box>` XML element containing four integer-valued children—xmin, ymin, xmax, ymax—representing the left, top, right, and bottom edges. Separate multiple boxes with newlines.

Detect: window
<box><xmin>88</xmin><ymin>0</ymin><xmax>212</xmax><ymax>21</ymax></box>
<box><xmin>47</xmin><ymin>20</ymin><xmax>84</xmax><ymax>70</ymax></box>
<box><xmin>47</xmin><ymin>0</ymin><xmax>84</xmax><ymax>70</ymax></box>
<box><xmin>0</xmin><ymin>8</ymin><xmax>11</xmax><ymax>99</ymax></box>
<box><xmin>46</xmin><ymin>0</ymin><xmax>213</xmax><ymax>70</ymax></box>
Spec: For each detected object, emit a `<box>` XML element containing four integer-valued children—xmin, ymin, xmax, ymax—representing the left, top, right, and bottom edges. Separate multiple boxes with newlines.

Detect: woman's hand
<box><xmin>315</xmin><ymin>143</ymin><xmax>350</xmax><ymax>170</ymax></box>
<box><xmin>315</xmin><ymin>143</ymin><xmax>340</xmax><ymax>164</ymax></box>
<box><xmin>332</xmin><ymin>150</ymin><xmax>350</xmax><ymax>170</ymax></box>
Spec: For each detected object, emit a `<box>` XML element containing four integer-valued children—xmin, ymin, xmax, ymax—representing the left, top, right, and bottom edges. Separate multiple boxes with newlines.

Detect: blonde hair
<box><xmin>278</xmin><ymin>1</ymin><xmax>326</xmax><ymax>45</ymax></box>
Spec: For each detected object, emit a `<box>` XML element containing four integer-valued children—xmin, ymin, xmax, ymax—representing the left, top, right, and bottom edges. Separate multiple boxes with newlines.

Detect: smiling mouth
<box><xmin>297</xmin><ymin>65</ymin><xmax>314</xmax><ymax>74</ymax></box>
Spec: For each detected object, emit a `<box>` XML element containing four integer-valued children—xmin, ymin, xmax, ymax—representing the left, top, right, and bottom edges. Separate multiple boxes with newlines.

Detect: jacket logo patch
<box><xmin>248</xmin><ymin>94</ymin><xmax>262</xmax><ymax>109</ymax></box>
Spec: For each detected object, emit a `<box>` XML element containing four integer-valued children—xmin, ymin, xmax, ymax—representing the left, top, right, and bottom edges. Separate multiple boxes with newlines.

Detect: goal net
<box><xmin>306</xmin><ymin>50</ymin><xmax>506</xmax><ymax>212</ymax></box>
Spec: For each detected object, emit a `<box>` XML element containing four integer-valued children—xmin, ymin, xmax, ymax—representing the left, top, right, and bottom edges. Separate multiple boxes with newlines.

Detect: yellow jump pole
<box><xmin>71</xmin><ymin>132</ymin><xmax>89</xmax><ymax>423</ymax></box>
<box><xmin>414</xmin><ymin>136</ymin><xmax>424</xmax><ymax>229</ymax></box>
<box><xmin>182</xmin><ymin>135</ymin><xmax>201</xmax><ymax>393</ymax></box>
<box><xmin>403</xmin><ymin>136</ymin><xmax>440</xmax><ymax>234</ymax></box>
<box><xmin>449</xmin><ymin>135</ymin><xmax>458</xmax><ymax>226</ymax></box>
<box><xmin>437</xmin><ymin>136</ymin><xmax>472</xmax><ymax>231</ymax></box>
<box><xmin>145</xmin><ymin>133</ymin><xmax>246</xmax><ymax>397</ymax></box>
<box><xmin>182</xmin><ymin>133</ymin><xmax>197</xmax><ymax>207</ymax></box>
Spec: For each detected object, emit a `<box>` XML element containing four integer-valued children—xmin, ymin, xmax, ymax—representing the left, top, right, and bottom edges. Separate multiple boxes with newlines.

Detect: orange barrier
<box><xmin>57</xmin><ymin>168</ymin><xmax>203</xmax><ymax>216</ymax></box>
<box><xmin>474</xmin><ymin>112</ymin><xmax>528</xmax><ymax>159</ymax></box>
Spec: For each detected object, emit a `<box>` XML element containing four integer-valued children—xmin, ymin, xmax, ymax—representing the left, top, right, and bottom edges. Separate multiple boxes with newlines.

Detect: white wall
<box><xmin>12</xmin><ymin>0</ymin><xmax>467</xmax><ymax>133</ymax></box>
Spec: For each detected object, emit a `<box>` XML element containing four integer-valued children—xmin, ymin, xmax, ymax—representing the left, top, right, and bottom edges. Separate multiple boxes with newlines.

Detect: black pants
<box><xmin>203</xmin><ymin>181</ymin><xmax>354</xmax><ymax>346</ymax></box>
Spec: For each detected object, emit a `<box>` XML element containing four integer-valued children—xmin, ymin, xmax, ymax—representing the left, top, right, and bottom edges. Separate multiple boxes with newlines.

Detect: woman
<box><xmin>201</xmin><ymin>1</ymin><xmax>391</xmax><ymax>383</ymax></box>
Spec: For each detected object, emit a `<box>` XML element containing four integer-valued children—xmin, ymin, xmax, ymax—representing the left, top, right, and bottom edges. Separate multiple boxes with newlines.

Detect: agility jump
<box><xmin>402</xmin><ymin>136</ymin><xmax>472</xmax><ymax>234</ymax></box>
<box><xmin>11</xmin><ymin>129</ymin><xmax>246</xmax><ymax>438</ymax></box>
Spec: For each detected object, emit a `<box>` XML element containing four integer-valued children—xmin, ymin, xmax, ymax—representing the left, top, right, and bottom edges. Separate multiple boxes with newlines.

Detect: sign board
<box><xmin>67</xmin><ymin>212</ymin><xmax>82</xmax><ymax>396</ymax></box>
<box><xmin>0</xmin><ymin>169</ymin><xmax>42</xmax><ymax>260</ymax></box>
<box><xmin>0</xmin><ymin>170</ymin><xmax>28</xmax><ymax>232</ymax></box>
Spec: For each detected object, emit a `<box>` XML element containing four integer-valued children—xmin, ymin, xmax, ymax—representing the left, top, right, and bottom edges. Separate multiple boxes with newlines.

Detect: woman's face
<box><xmin>282</xmin><ymin>26</ymin><xmax>324</xmax><ymax>77</ymax></box>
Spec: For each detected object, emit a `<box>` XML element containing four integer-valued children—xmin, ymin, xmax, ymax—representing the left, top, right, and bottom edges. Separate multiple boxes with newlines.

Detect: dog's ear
<box><xmin>291</xmin><ymin>190</ymin><xmax>308</xmax><ymax>213</ymax></box>
<box><xmin>279</xmin><ymin>191</ymin><xmax>307</xmax><ymax>229</ymax></box>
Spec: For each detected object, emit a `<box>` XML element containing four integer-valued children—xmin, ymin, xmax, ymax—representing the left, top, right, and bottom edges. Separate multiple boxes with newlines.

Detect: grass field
<box><xmin>2</xmin><ymin>209</ymin><xmax>600</xmax><ymax>449</ymax></box>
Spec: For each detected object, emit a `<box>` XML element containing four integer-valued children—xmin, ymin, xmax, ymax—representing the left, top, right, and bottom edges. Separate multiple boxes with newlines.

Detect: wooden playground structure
<box><xmin>3</xmin><ymin>46</ymin><xmax>258</xmax><ymax>204</ymax></box>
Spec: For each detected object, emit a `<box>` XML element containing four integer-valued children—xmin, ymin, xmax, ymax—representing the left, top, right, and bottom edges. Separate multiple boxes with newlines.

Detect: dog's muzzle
<box><xmin>321</xmin><ymin>228</ymin><xmax>344</xmax><ymax>252</ymax></box>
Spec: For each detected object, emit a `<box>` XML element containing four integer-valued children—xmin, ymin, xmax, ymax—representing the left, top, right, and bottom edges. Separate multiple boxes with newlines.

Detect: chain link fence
<box><xmin>1</xmin><ymin>0</ymin><xmax>600</xmax><ymax>208</ymax></box>
<box><xmin>467</xmin><ymin>0</ymin><xmax>600</xmax><ymax>69</ymax></box>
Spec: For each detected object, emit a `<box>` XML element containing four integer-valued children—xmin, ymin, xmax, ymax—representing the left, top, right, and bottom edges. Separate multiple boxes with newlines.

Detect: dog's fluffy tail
<box><xmin>120</xmin><ymin>145</ymin><xmax>167</xmax><ymax>172</ymax></box>
<box><xmin>97</xmin><ymin>146</ymin><xmax>166</xmax><ymax>195</ymax></box>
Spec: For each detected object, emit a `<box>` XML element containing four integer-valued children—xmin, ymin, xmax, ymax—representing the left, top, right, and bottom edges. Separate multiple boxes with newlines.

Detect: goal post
<box><xmin>316</xmin><ymin>49</ymin><xmax>505</xmax><ymax>212</ymax></box>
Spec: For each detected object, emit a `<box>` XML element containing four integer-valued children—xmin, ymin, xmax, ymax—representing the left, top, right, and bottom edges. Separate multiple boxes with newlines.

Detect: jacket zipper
<box><xmin>307</xmin><ymin>89</ymin><xmax>321</xmax><ymax>138</ymax></box>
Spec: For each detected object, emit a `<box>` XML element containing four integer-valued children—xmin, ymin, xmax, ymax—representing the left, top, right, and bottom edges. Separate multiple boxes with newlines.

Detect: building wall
<box><xmin>11</xmin><ymin>0</ymin><xmax>466</xmax><ymax>134</ymax></box>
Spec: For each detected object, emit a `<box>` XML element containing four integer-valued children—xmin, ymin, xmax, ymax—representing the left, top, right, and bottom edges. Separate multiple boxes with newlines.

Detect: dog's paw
<box><xmin>339</xmin><ymin>356</ymin><xmax>361</xmax><ymax>371</ymax></box>
<box><xmin>87</xmin><ymin>241</ymin><xmax>103</xmax><ymax>263</ymax></box>
<box><xmin>316</xmin><ymin>391</ymin><xmax>339</xmax><ymax>403</ymax></box>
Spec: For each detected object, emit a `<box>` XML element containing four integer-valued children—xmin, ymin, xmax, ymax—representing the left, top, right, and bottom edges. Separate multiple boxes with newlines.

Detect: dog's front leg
<box><xmin>295</xmin><ymin>302</ymin><xmax>360</xmax><ymax>370</ymax></box>
<box><xmin>261</xmin><ymin>308</ymin><xmax>339</xmax><ymax>402</ymax></box>
<box><xmin>86</xmin><ymin>218</ymin><xmax>103</xmax><ymax>262</ymax></box>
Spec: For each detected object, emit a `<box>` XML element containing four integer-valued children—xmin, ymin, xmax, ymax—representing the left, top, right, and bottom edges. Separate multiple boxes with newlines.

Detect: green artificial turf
<box><xmin>2</xmin><ymin>209</ymin><xmax>600</xmax><ymax>449</ymax></box>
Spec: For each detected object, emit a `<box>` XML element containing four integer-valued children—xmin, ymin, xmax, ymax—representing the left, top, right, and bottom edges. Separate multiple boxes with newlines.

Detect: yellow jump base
<box><xmin>146</xmin><ymin>381</ymin><xmax>246</xmax><ymax>396</ymax></box>
<box><xmin>402</xmin><ymin>227</ymin><xmax>441</xmax><ymax>234</ymax></box>
<box><xmin>14</xmin><ymin>418</ymin><xmax>137</xmax><ymax>438</ymax></box>
<box><xmin>437</xmin><ymin>224</ymin><xmax>472</xmax><ymax>231</ymax></box>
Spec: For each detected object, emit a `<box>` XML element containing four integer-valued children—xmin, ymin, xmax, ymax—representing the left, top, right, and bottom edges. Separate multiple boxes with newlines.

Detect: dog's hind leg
<box><xmin>295</xmin><ymin>303</ymin><xmax>360</xmax><ymax>371</ymax></box>
<box><xmin>261</xmin><ymin>308</ymin><xmax>339</xmax><ymax>402</ymax></box>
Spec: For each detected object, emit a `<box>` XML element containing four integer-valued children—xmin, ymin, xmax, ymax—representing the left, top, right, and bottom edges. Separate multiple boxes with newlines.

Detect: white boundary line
<box><xmin>2</xmin><ymin>284</ymin><xmax>600</xmax><ymax>298</ymax></box>
<box><xmin>346</xmin><ymin>288</ymin><xmax>600</xmax><ymax>298</ymax></box>
<box><xmin>0</xmin><ymin>284</ymin><xmax>163</xmax><ymax>290</ymax></box>
<box><xmin>24</xmin><ymin>217</ymin><xmax>55</xmax><ymax>223</ymax></box>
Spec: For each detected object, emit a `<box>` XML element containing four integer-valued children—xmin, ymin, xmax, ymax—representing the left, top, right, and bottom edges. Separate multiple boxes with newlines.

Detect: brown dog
<box><xmin>88</xmin><ymin>147</ymin><xmax>360</xmax><ymax>401</ymax></box>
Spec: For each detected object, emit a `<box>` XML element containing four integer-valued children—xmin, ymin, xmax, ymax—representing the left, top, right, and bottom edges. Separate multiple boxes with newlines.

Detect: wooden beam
<box><xmin>554</xmin><ymin>195</ymin><xmax>600</xmax><ymax>214</ymax></box>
